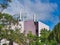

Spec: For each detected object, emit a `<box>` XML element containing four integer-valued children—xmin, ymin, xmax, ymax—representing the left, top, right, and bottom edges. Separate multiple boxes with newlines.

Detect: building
<box><xmin>13</xmin><ymin>12</ymin><xmax>49</xmax><ymax>36</ymax></box>
<box><xmin>34</xmin><ymin>21</ymin><xmax>49</xmax><ymax>36</ymax></box>
<box><xmin>23</xmin><ymin>20</ymin><xmax>49</xmax><ymax>36</ymax></box>
<box><xmin>24</xmin><ymin>20</ymin><xmax>36</xmax><ymax>35</ymax></box>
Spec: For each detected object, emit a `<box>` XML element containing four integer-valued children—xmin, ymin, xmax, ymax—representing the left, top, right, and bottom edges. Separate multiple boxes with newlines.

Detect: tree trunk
<box><xmin>9</xmin><ymin>40</ymin><xmax>13</xmax><ymax>45</ymax></box>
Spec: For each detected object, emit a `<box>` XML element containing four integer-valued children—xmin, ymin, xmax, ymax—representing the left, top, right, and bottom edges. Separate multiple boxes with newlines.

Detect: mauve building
<box><xmin>18</xmin><ymin>20</ymin><xmax>49</xmax><ymax>36</ymax></box>
<box><xmin>24</xmin><ymin>20</ymin><xmax>36</xmax><ymax>35</ymax></box>
<box><xmin>13</xmin><ymin>12</ymin><xmax>49</xmax><ymax>36</ymax></box>
<box><xmin>12</xmin><ymin>13</ymin><xmax>49</xmax><ymax>36</ymax></box>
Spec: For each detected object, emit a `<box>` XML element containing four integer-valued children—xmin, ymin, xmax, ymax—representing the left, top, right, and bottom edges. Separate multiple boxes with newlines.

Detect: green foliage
<box><xmin>53</xmin><ymin>23</ymin><xmax>60</xmax><ymax>42</ymax></box>
<box><xmin>3</xmin><ymin>43</ymin><xmax>7</xmax><ymax>45</ymax></box>
<box><xmin>27</xmin><ymin>31</ymin><xmax>35</xmax><ymax>45</ymax></box>
<box><xmin>0</xmin><ymin>13</ymin><xmax>17</xmax><ymax>25</ymax></box>
<box><xmin>0</xmin><ymin>0</ymin><xmax>12</xmax><ymax>12</ymax></box>
<box><xmin>48</xmin><ymin>22</ymin><xmax>60</xmax><ymax>43</ymax></box>
<box><xmin>0</xmin><ymin>13</ymin><xmax>3</xmax><ymax>19</ymax></box>
<box><xmin>0</xmin><ymin>24</ymin><xmax>3</xmax><ymax>29</ymax></box>
<box><xmin>47</xmin><ymin>39</ymin><xmax>57</xmax><ymax>45</ymax></box>
<box><xmin>40</xmin><ymin>28</ymin><xmax>50</xmax><ymax>42</ymax></box>
<box><xmin>40</xmin><ymin>28</ymin><xmax>58</xmax><ymax>45</ymax></box>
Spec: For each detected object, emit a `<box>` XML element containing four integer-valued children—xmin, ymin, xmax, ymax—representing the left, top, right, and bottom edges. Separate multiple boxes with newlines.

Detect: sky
<box><xmin>0</xmin><ymin>0</ymin><xmax>60</xmax><ymax>30</ymax></box>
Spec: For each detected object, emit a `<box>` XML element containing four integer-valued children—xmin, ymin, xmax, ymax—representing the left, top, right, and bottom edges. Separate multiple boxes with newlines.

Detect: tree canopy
<box><xmin>0</xmin><ymin>0</ymin><xmax>12</xmax><ymax>12</ymax></box>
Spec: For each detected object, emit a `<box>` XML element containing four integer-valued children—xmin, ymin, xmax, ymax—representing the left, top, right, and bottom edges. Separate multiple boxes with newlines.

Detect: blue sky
<box><xmin>0</xmin><ymin>0</ymin><xmax>60</xmax><ymax>30</ymax></box>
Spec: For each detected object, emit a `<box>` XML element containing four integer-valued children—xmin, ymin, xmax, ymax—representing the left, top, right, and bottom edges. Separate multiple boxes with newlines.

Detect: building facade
<box><xmin>17</xmin><ymin>20</ymin><xmax>49</xmax><ymax>36</ymax></box>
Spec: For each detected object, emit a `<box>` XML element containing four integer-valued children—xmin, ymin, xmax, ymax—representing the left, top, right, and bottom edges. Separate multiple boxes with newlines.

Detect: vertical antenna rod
<box><xmin>20</xmin><ymin>11</ymin><xmax>22</xmax><ymax>21</ymax></box>
<box><xmin>33</xmin><ymin>14</ymin><xmax>36</xmax><ymax>22</ymax></box>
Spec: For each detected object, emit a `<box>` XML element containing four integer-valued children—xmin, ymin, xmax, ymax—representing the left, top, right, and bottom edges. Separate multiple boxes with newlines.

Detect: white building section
<box><xmin>38</xmin><ymin>21</ymin><xmax>49</xmax><ymax>36</ymax></box>
<box><xmin>19</xmin><ymin>21</ymin><xmax>24</xmax><ymax>33</ymax></box>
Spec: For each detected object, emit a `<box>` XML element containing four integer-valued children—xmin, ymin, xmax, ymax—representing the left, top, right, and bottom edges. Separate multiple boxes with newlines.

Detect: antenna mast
<box><xmin>33</xmin><ymin>14</ymin><xmax>36</xmax><ymax>22</ymax></box>
<box><xmin>20</xmin><ymin>11</ymin><xmax>22</xmax><ymax>21</ymax></box>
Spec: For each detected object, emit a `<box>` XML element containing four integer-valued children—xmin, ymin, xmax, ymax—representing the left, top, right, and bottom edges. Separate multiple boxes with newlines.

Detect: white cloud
<box><xmin>3</xmin><ymin>0</ymin><xmax>58</xmax><ymax>22</ymax></box>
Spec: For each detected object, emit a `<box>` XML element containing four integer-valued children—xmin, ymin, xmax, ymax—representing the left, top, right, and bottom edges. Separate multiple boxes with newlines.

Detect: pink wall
<box><xmin>24</xmin><ymin>20</ymin><xmax>36</xmax><ymax>35</ymax></box>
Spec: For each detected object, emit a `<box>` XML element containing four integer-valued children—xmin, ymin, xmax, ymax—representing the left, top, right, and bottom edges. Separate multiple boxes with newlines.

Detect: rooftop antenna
<box><xmin>19</xmin><ymin>11</ymin><xmax>22</xmax><ymax>21</ymax></box>
<box><xmin>33</xmin><ymin>14</ymin><xmax>36</xmax><ymax>22</ymax></box>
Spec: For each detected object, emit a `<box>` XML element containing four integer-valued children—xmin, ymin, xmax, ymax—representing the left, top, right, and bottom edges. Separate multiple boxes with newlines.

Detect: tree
<box><xmin>48</xmin><ymin>23</ymin><xmax>60</xmax><ymax>45</ymax></box>
<box><xmin>0</xmin><ymin>13</ymin><xmax>17</xmax><ymax>27</ymax></box>
<box><xmin>14</xmin><ymin>29</ymin><xmax>27</xmax><ymax>45</ymax></box>
<box><xmin>0</xmin><ymin>24</ymin><xmax>3</xmax><ymax>45</ymax></box>
<box><xmin>0</xmin><ymin>13</ymin><xmax>18</xmax><ymax>45</ymax></box>
<box><xmin>52</xmin><ymin>23</ymin><xmax>60</xmax><ymax>43</ymax></box>
<box><xmin>2</xmin><ymin>13</ymin><xmax>17</xmax><ymax>25</ymax></box>
<box><xmin>40</xmin><ymin>28</ymin><xmax>50</xmax><ymax>45</ymax></box>
<box><xmin>27</xmin><ymin>31</ymin><xmax>38</xmax><ymax>45</ymax></box>
<box><xmin>0</xmin><ymin>0</ymin><xmax>12</xmax><ymax>13</ymax></box>
<box><xmin>0</xmin><ymin>13</ymin><xmax>3</xmax><ymax>19</ymax></box>
<box><xmin>40</xmin><ymin>28</ymin><xmax>50</xmax><ymax>42</ymax></box>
